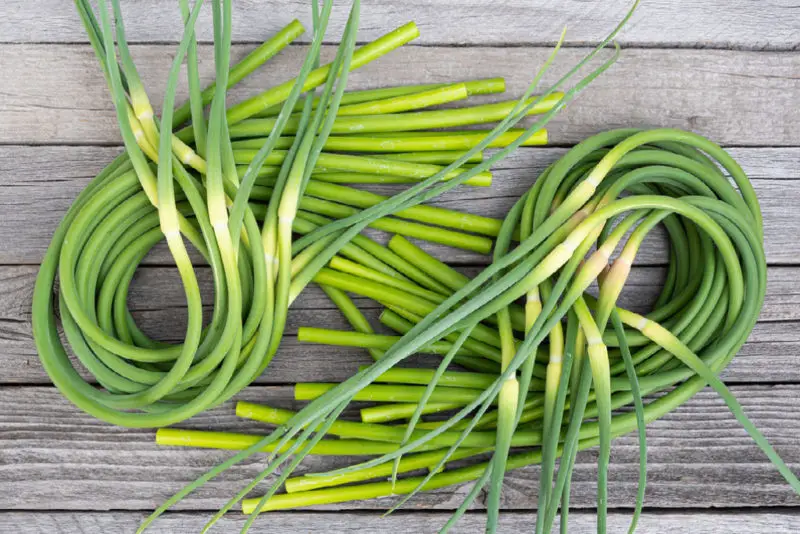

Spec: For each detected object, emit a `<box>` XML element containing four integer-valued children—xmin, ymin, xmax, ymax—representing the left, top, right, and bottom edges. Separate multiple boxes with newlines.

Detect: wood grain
<box><xmin>2</xmin><ymin>146</ymin><xmax>799</xmax><ymax>265</ymax></box>
<box><xmin>1</xmin><ymin>1</ymin><xmax>798</xmax><ymax>50</ymax></box>
<box><xmin>2</xmin><ymin>264</ymin><xmax>799</xmax><ymax>385</ymax></box>
<box><xmin>1</xmin><ymin>0</ymin><xmax>799</xmax><ymax>528</ymax></box>
<box><xmin>1</xmin><ymin>46</ymin><xmax>798</xmax><ymax>147</ymax></box>
<box><xmin>3</xmin><ymin>511</ymin><xmax>800</xmax><ymax>534</ymax></box>
<box><xmin>3</xmin><ymin>385</ymin><xmax>800</xmax><ymax>511</ymax></box>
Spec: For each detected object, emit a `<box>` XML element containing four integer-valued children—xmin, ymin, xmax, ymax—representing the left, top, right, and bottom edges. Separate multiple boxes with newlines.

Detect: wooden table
<box><xmin>1</xmin><ymin>1</ymin><xmax>799</xmax><ymax>532</ymax></box>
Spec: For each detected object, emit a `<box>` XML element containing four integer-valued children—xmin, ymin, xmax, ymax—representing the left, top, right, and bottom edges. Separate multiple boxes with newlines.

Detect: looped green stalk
<box><xmin>226</xmin><ymin>126</ymin><xmax>792</xmax><ymax>534</ymax></box>
<box><xmin>42</xmin><ymin>2</ymin><xmax>797</xmax><ymax>533</ymax></box>
<box><xmin>34</xmin><ymin>2</ymin><xmax>502</xmax><ymax>429</ymax></box>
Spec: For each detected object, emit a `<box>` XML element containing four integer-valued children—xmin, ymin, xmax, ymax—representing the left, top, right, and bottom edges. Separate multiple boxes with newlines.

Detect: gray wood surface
<box><xmin>3</xmin><ymin>146</ymin><xmax>800</xmax><ymax>265</ymax></box>
<box><xmin>2</xmin><ymin>511</ymin><xmax>799</xmax><ymax>534</ymax></box>
<box><xmin>2</xmin><ymin>264</ymin><xmax>800</xmax><ymax>384</ymax></box>
<box><xmin>1</xmin><ymin>0</ymin><xmax>799</xmax><ymax>532</ymax></box>
<box><xmin>2</xmin><ymin>1</ymin><xmax>799</xmax><ymax>49</ymax></box>
<box><xmin>3</xmin><ymin>386</ymin><xmax>800</xmax><ymax>511</ymax></box>
<box><xmin>2</xmin><ymin>45</ymin><xmax>798</xmax><ymax>146</ymax></box>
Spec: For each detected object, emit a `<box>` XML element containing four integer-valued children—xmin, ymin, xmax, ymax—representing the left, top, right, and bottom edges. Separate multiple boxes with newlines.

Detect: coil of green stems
<box><xmin>33</xmin><ymin>0</ymin><xmax>568</xmax><ymax>429</ymax></box>
<box><xmin>137</xmin><ymin>2</ymin><xmax>650</xmax><ymax>531</ymax></box>
<box><xmin>35</xmin><ymin>1</ymin><xmax>724</xmax><ymax>533</ymax></box>
<box><xmin>157</xmin><ymin>128</ymin><xmax>800</xmax><ymax>533</ymax></box>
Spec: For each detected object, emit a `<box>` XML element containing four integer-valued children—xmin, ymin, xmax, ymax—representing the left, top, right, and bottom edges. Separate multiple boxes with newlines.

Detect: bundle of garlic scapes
<box><xmin>38</xmin><ymin>2</ymin><xmax>800</xmax><ymax>534</ymax></box>
<box><xmin>34</xmin><ymin>0</ymin><xmax>558</xmax><ymax>428</ymax></box>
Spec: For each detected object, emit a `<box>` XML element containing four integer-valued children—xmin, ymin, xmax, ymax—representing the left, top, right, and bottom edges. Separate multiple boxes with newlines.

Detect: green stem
<box><xmin>295</xmin><ymin>382</ymin><xmax>494</xmax><ymax>405</ymax></box>
<box><xmin>359</xmin><ymin>402</ymin><xmax>465</xmax><ymax>423</ymax></box>
<box><xmin>297</xmin><ymin>327</ymin><xmax>477</xmax><ymax>357</ymax></box>
<box><xmin>231</xmin><ymin>130</ymin><xmax>546</xmax><ymax>153</ymax></box>
<box><xmin>229</xmin><ymin>96</ymin><xmax>562</xmax><ymax>137</ymax></box>
<box><xmin>284</xmin><ymin>447</ymin><xmax>489</xmax><ymax>493</ymax></box>
<box><xmin>234</xmin><ymin>149</ymin><xmax>493</xmax><ymax>185</ymax></box>
<box><xmin>304</xmin><ymin>181</ymin><xmax>501</xmax><ymax>235</ymax></box>
<box><xmin>255</xmin><ymin>77</ymin><xmax>505</xmax><ymax>117</ymax></box>
<box><xmin>337</xmin><ymin>83</ymin><xmax>469</xmax><ymax>115</ymax></box>
<box><xmin>156</xmin><ymin>428</ymin><xmax>406</xmax><ymax>456</ymax></box>
<box><xmin>221</xmin><ymin>22</ymin><xmax>421</xmax><ymax>127</ymax></box>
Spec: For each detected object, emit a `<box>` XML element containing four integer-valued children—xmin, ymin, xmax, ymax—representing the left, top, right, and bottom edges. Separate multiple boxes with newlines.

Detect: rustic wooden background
<box><xmin>1</xmin><ymin>1</ymin><xmax>799</xmax><ymax>532</ymax></box>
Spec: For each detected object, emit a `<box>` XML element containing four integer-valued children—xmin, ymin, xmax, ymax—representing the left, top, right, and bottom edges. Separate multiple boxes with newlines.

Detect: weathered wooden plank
<box><xmin>1</xmin><ymin>45</ymin><xmax>798</xmax><ymax>147</ymax></box>
<box><xmin>7</xmin><ymin>320</ymin><xmax>800</xmax><ymax>386</ymax></box>
<box><xmin>2</xmin><ymin>146</ymin><xmax>799</xmax><ymax>265</ymax></box>
<box><xmin>3</xmin><ymin>510</ymin><xmax>800</xmax><ymax>534</ymax></box>
<box><xmin>2</xmin><ymin>263</ymin><xmax>800</xmax><ymax>384</ymax></box>
<box><xmin>1</xmin><ymin>1</ymin><xmax>798</xmax><ymax>50</ymax></box>
<box><xmin>0</xmin><ymin>2</ymin><xmax>796</xmax><ymax>529</ymax></box>
<box><xmin>2</xmin><ymin>385</ymin><xmax>800</xmax><ymax>511</ymax></box>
